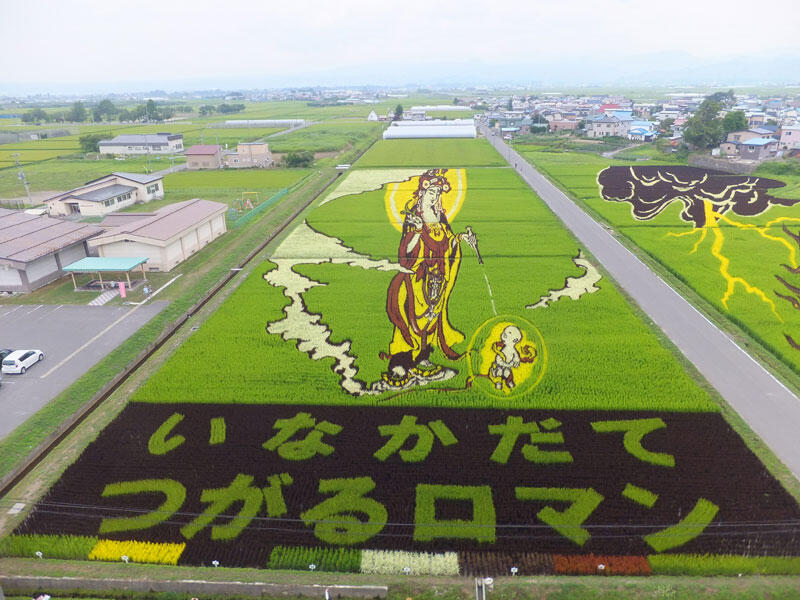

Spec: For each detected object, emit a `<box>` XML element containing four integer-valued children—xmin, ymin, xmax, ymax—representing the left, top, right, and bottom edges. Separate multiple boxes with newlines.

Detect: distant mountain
<box><xmin>2</xmin><ymin>53</ymin><xmax>798</xmax><ymax>96</ymax></box>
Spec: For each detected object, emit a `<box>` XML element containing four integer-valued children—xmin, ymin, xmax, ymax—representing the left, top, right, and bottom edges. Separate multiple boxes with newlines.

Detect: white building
<box><xmin>383</xmin><ymin>119</ymin><xmax>476</xmax><ymax>139</ymax></box>
<box><xmin>99</xmin><ymin>133</ymin><xmax>184</xmax><ymax>156</ymax></box>
<box><xmin>89</xmin><ymin>199</ymin><xmax>227</xmax><ymax>271</ymax></box>
<box><xmin>46</xmin><ymin>172</ymin><xmax>164</xmax><ymax>217</ymax></box>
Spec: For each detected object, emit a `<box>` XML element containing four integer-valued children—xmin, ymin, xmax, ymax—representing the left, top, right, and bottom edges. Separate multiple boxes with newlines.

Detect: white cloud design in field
<box><xmin>265</xmin><ymin>220</ymin><xmax>410</xmax><ymax>395</ymax></box>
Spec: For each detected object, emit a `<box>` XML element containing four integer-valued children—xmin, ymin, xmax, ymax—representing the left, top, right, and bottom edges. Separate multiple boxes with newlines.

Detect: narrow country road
<box><xmin>482</xmin><ymin>125</ymin><xmax>800</xmax><ymax>481</ymax></box>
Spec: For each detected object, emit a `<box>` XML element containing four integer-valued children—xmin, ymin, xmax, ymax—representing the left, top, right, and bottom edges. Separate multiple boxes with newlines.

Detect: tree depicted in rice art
<box><xmin>597</xmin><ymin>165</ymin><xmax>800</xmax><ymax>351</ymax></box>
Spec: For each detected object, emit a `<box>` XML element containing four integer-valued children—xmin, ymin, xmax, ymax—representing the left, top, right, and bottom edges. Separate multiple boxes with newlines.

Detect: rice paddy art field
<box><xmin>521</xmin><ymin>147</ymin><xmax>800</xmax><ymax>377</ymax></box>
<box><xmin>5</xmin><ymin>139</ymin><xmax>800</xmax><ymax>576</ymax></box>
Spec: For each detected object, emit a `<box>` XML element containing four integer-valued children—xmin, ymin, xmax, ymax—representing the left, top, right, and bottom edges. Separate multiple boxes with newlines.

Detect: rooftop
<box><xmin>100</xmin><ymin>133</ymin><xmax>181</xmax><ymax>145</ymax></box>
<box><xmin>94</xmin><ymin>199</ymin><xmax>227</xmax><ymax>243</ymax></box>
<box><xmin>185</xmin><ymin>144</ymin><xmax>222</xmax><ymax>155</ymax></box>
<box><xmin>0</xmin><ymin>208</ymin><xmax>102</xmax><ymax>266</ymax></box>
<box><xmin>63</xmin><ymin>256</ymin><xmax>149</xmax><ymax>273</ymax></box>
<box><xmin>73</xmin><ymin>184</ymin><xmax>136</xmax><ymax>203</ymax></box>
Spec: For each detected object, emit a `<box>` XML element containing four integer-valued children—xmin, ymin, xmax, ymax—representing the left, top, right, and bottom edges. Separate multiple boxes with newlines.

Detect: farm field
<box><xmin>268</xmin><ymin>122</ymin><xmax>384</xmax><ymax>153</ymax></box>
<box><xmin>521</xmin><ymin>146</ymin><xmax>800</xmax><ymax>377</ymax></box>
<box><xmin>0</xmin><ymin>156</ymin><xmax>186</xmax><ymax>200</ymax></box>
<box><xmin>5</xmin><ymin>139</ymin><xmax>800</xmax><ymax>577</ymax></box>
<box><xmin>357</xmin><ymin>139</ymin><xmax>506</xmax><ymax>167</ymax></box>
<box><xmin>118</xmin><ymin>168</ymin><xmax>313</xmax><ymax>213</ymax></box>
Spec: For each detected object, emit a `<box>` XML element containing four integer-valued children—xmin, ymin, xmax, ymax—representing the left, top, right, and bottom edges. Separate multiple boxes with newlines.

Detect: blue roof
<box><xmin>744</xmin><ymin>137</ymin><xmax>776</xmax><ymax>146</ymax></box>
<box><xmin>63</xmin><ymin>256</ymin><xmax>149</xmax><ymax>272</ymax></box>
<box><xmin>612</xmin><ymin>111</ymin><xmax>634</xmax><ymax>121</ymax></box>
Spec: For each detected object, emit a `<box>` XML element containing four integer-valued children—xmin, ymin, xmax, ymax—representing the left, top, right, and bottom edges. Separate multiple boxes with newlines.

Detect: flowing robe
<box><xmin>385</xmin><ymin>218</ymin><xmax>464</xmax><ymax>361</ymax></box>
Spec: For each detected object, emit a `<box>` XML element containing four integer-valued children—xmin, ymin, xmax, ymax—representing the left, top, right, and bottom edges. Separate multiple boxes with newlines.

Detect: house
<box><xmin>726</xmin><ymin>130</ymin><xmax>762</xmax><ymax>144</ymax></box>
<box><xmin>0</xmin><ymin>208</ymin><xmax>102</xmax><ymax>293</ymax></box>
<box><xmin>747</xmin><ymin>112</ymin><xmax>766</xmax><ymax>128</ymax></box>
<box><xmin>89</xmin><ymin>199</ymin><xmax>228</xmax><ymax>272</ymax></box>
<box><xmin>550</xmin><ymin>120</ymin><xmax>580</xmax><ymax>133</ymax></box>
<box><xmin>628</xmin><ymin>121</ymin><xmax>658</xmax><ymax>141</ymax></box>
<box><xmin>222</xmin><ymin>142</ymin><xmax>272</xmax><ymax>168</ymax></box>
<box><xmin>739</xmin><ymin>137</ymin><xmax>778</xmax><ymax>160</ymax></box>
<box><xmin>779</xmin><ymin>125</ymin><xmax>800</xmax><ymax>150</ymax></box>
<box><xmin>720</xmin><ymin>141</ymin><xmax>740</xmax><ymax>156</ymax></box>
<box><xmin>98</xmin><ymin>133</ymin><xmax>184</xmax><ymax>156</ymax></box>
<box><xmin>586</xmin><ymin>115</ymin><xmax>628</xmax><ymax>138</ymax></box>
<box><xmin>46</xmin><ymin>172</ymin><xmax>164</xmax><ymax>217</ymax></box>
<box><xmin>185</xmin><ymin>145</ymin><xmax>222</xmax><ymax>170</ymax></box>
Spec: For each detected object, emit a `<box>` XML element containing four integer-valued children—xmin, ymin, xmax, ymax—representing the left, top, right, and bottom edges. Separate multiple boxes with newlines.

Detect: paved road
<box><xmin>482</xmin><ymin>126</ymin><xmax>800</xmax><ymax>480</ymax></box>
<box><xmin>0</xmin><ymin>301</ymin><xmax>167</xmax><ymax>440</ymax></box>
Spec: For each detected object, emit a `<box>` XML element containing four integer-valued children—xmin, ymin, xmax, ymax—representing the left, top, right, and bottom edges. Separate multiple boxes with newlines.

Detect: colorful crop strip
<box><xmin>4</xmin><ymin>535</ymin><xmax>800</xmax><ymax>576</ymax></box>
<box><xmin>0</xmin><ymin>534</ymin><xmax>185</xmax><ymax>566</ymax></box>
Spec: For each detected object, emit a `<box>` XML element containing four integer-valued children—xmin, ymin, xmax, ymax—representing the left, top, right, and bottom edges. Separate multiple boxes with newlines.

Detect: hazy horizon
<box><xmin>2</xmin><ymin>0</ymin><xmax>799</xmax><ymax>96</ymax></box>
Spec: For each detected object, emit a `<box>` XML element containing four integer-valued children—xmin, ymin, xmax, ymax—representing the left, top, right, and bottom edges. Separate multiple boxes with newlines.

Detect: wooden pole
<box><xmin>70</xmin><ymin>272</ymin><xmax>76</xmax><ymax>291</ymax></box>
<box><xmin>141</xmin><ymin>263</ymin><xmax>147</xmax><ymax>282</ymax></box>
<box><xmin>126</xmin><ymin>271</ymin><xmax>131</xmax><ymax>288</ymax></box>
<box><xmin>98</xmin><ymin>271</ymin><xmax>103</xmax><ymax>288</ymax></box>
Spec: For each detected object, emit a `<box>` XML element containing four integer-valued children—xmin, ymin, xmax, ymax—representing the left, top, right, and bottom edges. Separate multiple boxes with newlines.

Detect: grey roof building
<box><xmin>98</xmin><ymin>133</ymin><xmax>184</xmax><ymax>155</ymax></box>
<box><xmin>0</xmin><ymin>208</ymin><xmax>102</xmax><ymax>293</ymax></box>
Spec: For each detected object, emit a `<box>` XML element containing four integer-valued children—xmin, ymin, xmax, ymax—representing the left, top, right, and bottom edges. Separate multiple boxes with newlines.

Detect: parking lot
<box><xmin>0</xmin><ymin>301</ymin><xmax>168</xmax><ymax>440</ymax></box>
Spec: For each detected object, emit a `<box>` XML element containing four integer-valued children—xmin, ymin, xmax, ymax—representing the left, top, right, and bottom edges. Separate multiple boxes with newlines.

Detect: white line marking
<box><xmin>484</xmin><ymin>272</ymin><xmax>497</xmax><ymax>316</ymax></box>
<box><xmin>7</xmin><ymin>502</ymin><xmax>25</xmax><ymax>515</ymax></box>
<box><xmin>24</xmin><ymin>305</ymin><xmax>43</xmax><ymax>315</ymax></box>
<box><xmin>0</xmin><ymin>306</ymin><xmax>23</xmax><ymax>319</ymax></box>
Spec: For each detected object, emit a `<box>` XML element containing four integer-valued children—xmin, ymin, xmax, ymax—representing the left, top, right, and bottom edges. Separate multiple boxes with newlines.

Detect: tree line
<box><xmin>21</xmin><ymin>99</ymin><xmax>195</xmax><ymax>124</ymax></box>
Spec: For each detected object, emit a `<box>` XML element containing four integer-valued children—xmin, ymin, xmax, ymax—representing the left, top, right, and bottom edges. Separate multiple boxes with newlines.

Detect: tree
<box><xmin>22</xmin><ymin>108</ymin><xmax>49</xmax><ymax>123</ymax></box>
<box><xmin>659</xmin><ymin>117</ymin><xmax>675</xmax><ymax>133</ymax></box>
<box><xmin>507</xmin><ymin>98</ymin><xmax>513</xmax><ymax>111</ymax></box>
<box><xmin>453</xmin><ymin>97</ymin><xmax>459</xmax><ymax>105</ymax></box>
<box><xmin>79</xmin><ymin>134</ymin><xmax>104</xmax><ymax>153</ymax></box>
<box><xmin>118</xmin><ymin>108</ymin><xmax>132</xmax><ymax>122</ymax></box>
<box><xmin>199</xmin><ymin>104</ymin><xmax>216</xmax><ymax>117</ymax></box>
<box><xmin>722</xmin><ymin>110</ymin><xmax>747</xmax><ymax>134</ymax></box>
<box><xmin>682</xmin><ymin>98</ymin><xmax>724</xmax><ymax>149</ymax></box>
<box><xmin>67</xmin><ymin>101</ymin><xmax>87</xmax><ymax>122</ymax></box>
<box><xmin>706</xmin><ymin>89</ymin><xmax>735</xmax><ymax>108</ymax></box>
<box><xmin>285</xmin><ymin>151</ymin><xmax>314</xmax><ymax>168</ymax></box>
<box><xmin>394</xmin><ymin>104</ymin><xmax>403</xmax><ymax>121</ymax></box>
<box><xmin>93</xmin><ymin>99</ymin><xmax>117</xmax><ymax>122</ymax></box>
<box><xmin>146</xmin><ymin>99</ymin><xmax>159</xmax><ymax>120</ymax></box>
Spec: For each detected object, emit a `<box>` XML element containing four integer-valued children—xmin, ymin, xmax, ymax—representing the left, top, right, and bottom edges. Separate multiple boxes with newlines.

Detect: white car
<box><xmin>1</xmin><ymin>349</ymin><xmax>44</xmax><ymax>374</ymax></box>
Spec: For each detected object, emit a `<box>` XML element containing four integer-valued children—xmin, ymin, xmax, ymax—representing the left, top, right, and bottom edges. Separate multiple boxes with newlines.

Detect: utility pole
<box><xmin>12</xmin><ymin>153</ymin><xmax>32</xmax><ymax>208</ymax></box>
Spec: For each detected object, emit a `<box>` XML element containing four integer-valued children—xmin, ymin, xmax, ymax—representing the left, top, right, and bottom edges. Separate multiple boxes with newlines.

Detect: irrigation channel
<box><xmin>0</xmin><ymin>159</ymin><xmax>370</xmax><ymax>499</ymax></box>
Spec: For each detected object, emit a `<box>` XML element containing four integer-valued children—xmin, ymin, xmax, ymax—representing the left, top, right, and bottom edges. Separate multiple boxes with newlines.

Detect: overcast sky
<box><xmin>2</xmin><ymin>0</ymin><xmax>799</xmax><ymax>92</ymax></box>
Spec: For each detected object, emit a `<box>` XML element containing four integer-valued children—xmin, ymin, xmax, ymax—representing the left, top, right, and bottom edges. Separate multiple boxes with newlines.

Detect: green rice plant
<box><xmin>414</xmin><ymin>485</ymin><xmax>496</xmax><ymax>543</ymax></box>
<box><xmin>360</xmin><ymin>549</ymin><xmax>459</xmax><ymax>575</ymax></box>
<box><xmin>648</xmin><ymin>553</ymin><xmax>800</xmax><ymax>575</ymax></box>
<box><xmin>268</xmin><ymin>545</ymin><xmax>361</xmax><ymax>572</ymax></box>
<box><xmin>356</xmin><ymin>139</ymin><xmax>505</xmax><ymax>167</ymax></box>
<box><xmin>0</xmin><ymin>534</ymin><xmax>97</xmax><ymax>560</ymax></box>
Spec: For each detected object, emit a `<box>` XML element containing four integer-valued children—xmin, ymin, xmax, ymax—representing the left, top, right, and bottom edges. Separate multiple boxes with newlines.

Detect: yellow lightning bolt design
<box><xmin>664</xmin><ymin>200</ymin><xmax>800</xmax><ymax>322</ymax></box>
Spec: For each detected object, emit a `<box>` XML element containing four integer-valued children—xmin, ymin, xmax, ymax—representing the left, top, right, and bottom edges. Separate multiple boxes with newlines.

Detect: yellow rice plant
<box><xmin>88</xmin><ymin>539</ymin><xmax>185</xmax><ymax>565</ymax></box>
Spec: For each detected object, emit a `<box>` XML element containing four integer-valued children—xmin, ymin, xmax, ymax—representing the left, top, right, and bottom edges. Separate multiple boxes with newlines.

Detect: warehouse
<box><xmin>0</xmin><ymin>208</ymin><xmax>102</xmax><ymax>293</ymax></box>
<box><xmin>89</xmin><ymin>199</ymin><xmax>227</xmax><ymax>271</ymax></box>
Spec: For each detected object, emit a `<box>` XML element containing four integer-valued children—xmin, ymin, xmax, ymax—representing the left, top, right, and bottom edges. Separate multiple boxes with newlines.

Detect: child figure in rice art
<box><xmin>488</xmin><ymin>325</ymin><xmax>537</xmax><ymax>392</ymax></box>
<box><xmin>377</xmin><ymin>169</ymin><xmax>477</xmax><ymax>390</ymax></box>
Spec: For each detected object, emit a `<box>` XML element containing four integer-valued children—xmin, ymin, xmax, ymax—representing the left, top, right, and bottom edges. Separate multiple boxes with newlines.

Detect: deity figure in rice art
<box><xmin>487</xmin><ymin>325</ymin><xmax>537</xmax><ymax>392</ymax></box>
<box><xmin>376</xmin><ymin>169</ymin><xmax>477</xmax><ymax>390</ymax></box>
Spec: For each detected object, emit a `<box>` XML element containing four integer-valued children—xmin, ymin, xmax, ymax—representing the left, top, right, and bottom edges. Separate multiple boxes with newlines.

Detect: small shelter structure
<box><xmin>63</xmin><ymin>256</ymin><xmax>148</xmax><ymax>290</ymax></box>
